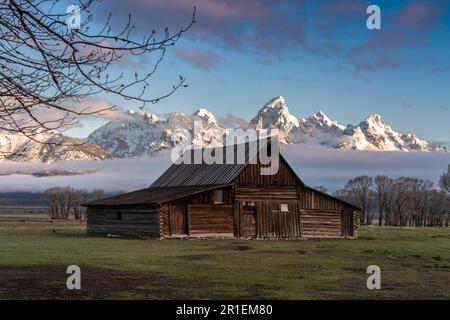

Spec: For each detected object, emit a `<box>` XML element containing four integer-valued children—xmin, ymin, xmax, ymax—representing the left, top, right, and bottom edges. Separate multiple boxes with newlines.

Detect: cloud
<box><xmin>349</xmin><ymin>51</ymin><xmax>403</xmax><ymax>71</ymax></box>
<box><xmin>319</xmin><ymin>0</ymin><xmax>369</xmax><ymax>20</ymax></box>
<box><xmin>71</xmin><ymin>97</ymin><xmax>133</xmax><ymax>121</ymax></box>
<box><xmin>172</xmin><ymin>48</ymin><xmax>221</xmax><ymax>70</ymax></box>
<box><xmin>0</xmin><ymin>152</ymin><xmax>172</xmax><ymax>193</ymax></box>
<box><xmin>394</xmin><ymin>2</ymin><xmax>440</xmax><ymax>28</ymax></box>
<box><xmin>282</xmin><ymin>144</ymin><xmax>450</xmax><ymax>190</ymax></box>
<box><xmin>347</xmin><ymin>27</ymin><xmax>422</xmax><ymax>72</ymax></box>
<box><xmin>16</xmin><ymin>96</ymin><xmax>133</xmax><ymax>133</ymax></box>
<box><xmin>0</xmin><ymin>145</ymin><xmax>448</xmax><ymax>193</ymax></box>
<box><xmin>217</xmin><ymin>113</ymin><xmax>252</xmax><ymax>129</ymax></box>
<box><xmin>103</xmin><ymin>0</ymin><xmax>308</xmax><ymax>53</ymax></box>
<box><xmin>346</xmin><ymin>1</ymin><xmax>446</xmax><ymax>72</ymax></box>
<box><xmin>94</xmin><ymin>0</ymin><xmax>446</xmax><ymax>72</ymax></box>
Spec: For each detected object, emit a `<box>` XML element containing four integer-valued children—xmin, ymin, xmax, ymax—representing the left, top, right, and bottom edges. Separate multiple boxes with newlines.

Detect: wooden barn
<box><xmin>85</xmin><ymin>142</ymin><xmax>360</xmax><ymax>239</ymax></box>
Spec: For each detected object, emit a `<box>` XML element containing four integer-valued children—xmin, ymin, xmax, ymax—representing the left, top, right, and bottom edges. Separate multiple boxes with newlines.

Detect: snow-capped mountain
<box><xmin>88</xmin><ymin>96</ymin><xmax>446</xmax><ymax>158</ymax></box>
<box><xmin>87</xmin><ymin>108</ymin><xmax>226</xmax><ymax>158</ymax></box>
<box><xmin>250</xmin><ymin>96</ymin><xmax>299</xmax><ymax>143</ymax></box>
<box><xmin>336</xmin><ymin>114</ymin><xmax>445</xmax><ymax>151</ymax></box>
<box><xmin>248</xmin><ymin>97</ymin><xmax>445</xmax><ymax>152</ymax></box>
<box><xmin>3</xmin><ymin>96</ymin><xmax>445</xmax><ymax>162</ymax></box>
<box><xmin>0</xmin><ymin>131</ymin><xmax>111</xmax><ymax>162</ymax></box>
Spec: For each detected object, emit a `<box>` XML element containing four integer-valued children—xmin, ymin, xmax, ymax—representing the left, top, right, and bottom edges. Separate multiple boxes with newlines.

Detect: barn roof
<box><xmin>86</xmin><ymin>184</ymin><xmax>230</xmax><ymax>206</ymax></box>
<box><xmin>151</xmin><ymin>141</ymin><xmax>263</xmax><ymax>187</ymax></box>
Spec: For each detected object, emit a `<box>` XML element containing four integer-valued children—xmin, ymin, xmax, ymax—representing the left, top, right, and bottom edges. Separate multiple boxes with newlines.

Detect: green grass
<box><xmin>0</xmin><ymin>226</ymin><xmax>449</xmax><ymax>299</ymax></box>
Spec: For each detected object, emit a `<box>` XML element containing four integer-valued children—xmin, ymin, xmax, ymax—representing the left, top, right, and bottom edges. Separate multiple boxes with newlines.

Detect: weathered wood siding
<box><xmin>299</xmin><ymin>186</ymin><xmax>353</xmax><ymax>211</ymax></box>
<box><xmin>257</xmin><ymin>201</ymin><xmax>301</xmax><ymax>239</ymax></box>
<box><xmin>160</xmin><ymin>203</ymin><xmax>169</xmax><ymax>238</ymax></box>
<box><xmin>301</xmin><ymin>209</ymin><xmax>341</xmax><ymax>238</ymax></box>
<box><xmin>233</xmin><ymin>157</ymin><xmax>301</xmax><ymax>238</ymax></box>
<box><xmin>234</xmin><ymin>157</ymin><xmax>297</xmax><ymax>187</ymax></box>
<box><xmin>87</xmin><ymin>204</ymin><xmax>160</xmax><ymax>237</ymax></box>
<box><xmin>232</xmin><ymin>157</ymin><xmax>359</xmax><ymax>239</ymax></box>
<box><xmin>188</xmin><ymin>204</ymin><xmax>233</xmax><ymax>234</ymax></box>
<box><xmin>160</xmin><ymin>186</ymin><xmax>234</xmax><ymax>237</ymax></box>
<box><xmin>298</xmin><ymin>186</ymin><xmax>359</xmax><ymax>238</ymax></box>
<box><xmin>169</xmin><ymin>202</ymin><xmax>187</xmax><ymax>235</ymax></box>
<box><xmin>234</xmin><ymin>201</ymin><xmax>302</xmax><ymax>239</ymax></box>
<box><xmin>234</xmin><ymin>186</ymin><xmax>298</xmax><ymax>201</ymax></box>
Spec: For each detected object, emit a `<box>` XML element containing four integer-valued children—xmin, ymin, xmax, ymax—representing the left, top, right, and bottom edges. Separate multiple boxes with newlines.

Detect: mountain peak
<box><xmin>306</xmin><ymin>111</ymin><xmax>346</xmax><ymax>131</ymax></box>
<box><xmin>127</xmin><ymin>109</ymin><xmax>159</xmax><ymax>123</ymax></box>
<box><xmin>251</xmin><ymin>97</ymin><xmax>299</xmax><ymax>137</ymax></box>
<box><xmin>192</xmin><ymin>108</ymin><xmax>217</xmax><ymax>125</ymax></box>
<box><xmin>314</xmin><ymin>110</ymin><xmax>332</xmax><ymax>123</ymax></box>
<box><xmin>360</xmin><ymin>114</ymin><xmax>393</xmax><ymax>135</ymax></box>
<box><xmin>315</xmin><ymin>110</ymin><xmax>327</xmax><ymax>117</ymax></box>
<box><xmin>263</xmin><ymin>96</ymin><xmax>287</xmax><ymax>109</ymax></box>
<box><xmin>363</xmin><ymin>114</ymin><xmax>387</xmax><ymax>126</ymax></box>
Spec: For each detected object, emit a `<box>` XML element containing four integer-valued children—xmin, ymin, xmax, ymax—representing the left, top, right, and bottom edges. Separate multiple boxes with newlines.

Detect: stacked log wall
<box><xmin>87</xmin><ymin>204</ymin><xmax>160</xmax><ymax>237</ymax></box>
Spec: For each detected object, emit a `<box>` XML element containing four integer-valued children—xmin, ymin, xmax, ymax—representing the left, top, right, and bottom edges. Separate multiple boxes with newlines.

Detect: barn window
<box><xmin>270</xmin><ymin>203</ymin><xmax>279</xmax><ymax>211</ymax></box>
<box><xmin>280</xmin><ymin>204</ymin><xmax>289</xmax><ymax>212</ymax></box>
<box><xmin>117</xmin><ymin>212</ymin><xmax>122</xmax><ymax>220</ymax></box>
<box><xmin>213</xmin><ymin>190</ymin><xmax>224</xmax><ymax>204</ymax></box>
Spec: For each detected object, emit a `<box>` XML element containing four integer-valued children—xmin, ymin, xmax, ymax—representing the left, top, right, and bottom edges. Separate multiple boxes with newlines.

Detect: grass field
<box><xmin>0</xmin><ymin>224</ymin><xmax>449</xmax><ymax>299</ymax></box>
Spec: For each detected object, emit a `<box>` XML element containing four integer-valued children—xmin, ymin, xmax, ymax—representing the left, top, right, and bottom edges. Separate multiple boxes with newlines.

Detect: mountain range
<box><xmin>0</xmin><ymin>131</ymin><xmax>111</xmax><ymax>162</ymax></box>
<box><xmin>0</xmin><ymin>96</ymin><xmax>446</xmax><ymax>162</ymax></box>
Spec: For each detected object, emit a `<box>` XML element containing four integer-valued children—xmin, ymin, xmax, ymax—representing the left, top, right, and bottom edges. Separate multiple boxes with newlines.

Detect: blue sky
<box><xmin>65</xmin><ymin>0</ymin><xmax>450</xmax><ymax>146</ymax></box>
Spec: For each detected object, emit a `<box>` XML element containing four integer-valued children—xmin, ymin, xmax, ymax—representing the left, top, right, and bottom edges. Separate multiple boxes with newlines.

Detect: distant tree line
<box><xmin>45</xmin><ymin>187</ymin><xmax>104</xmax><ymax>220</ymax></box>
<box><xmin>333</xmin><ymin>164</ymin><xmax>450</xmax><ymax>227</ymax></box>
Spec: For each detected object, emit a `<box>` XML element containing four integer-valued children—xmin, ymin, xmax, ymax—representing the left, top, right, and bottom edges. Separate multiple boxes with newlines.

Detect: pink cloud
<box><xmin>104</xmin><ymin>0</ymin><xmax>307</xmax><ymax>52</ymax></box>
<box><xmin>394</xmin><ymin>2</ymin><xmax>439</xmax><ymax>28</ymax></box>
<box><xmin>320</xmin><ymin>0</ymin><xmax>369</xmax><ymax>18</ymax></box>
<box><xmin>173</xmin><ymin>48</ymin><xmax>221</xmax><ymax>70</ymax></box>
<box><xmin>131</xmin><ymin>0</ymin><xmax>269</xmax><ymax>21</ymax></box>
<box><xmin>96</xmin><ymin>0</ymin><xmax>446</xmax><ymax>73</ymax></box>
<box><xmin>350</xmin><ymin>52</ymin><xmax>403</xmax><ymax>72</ymax></box>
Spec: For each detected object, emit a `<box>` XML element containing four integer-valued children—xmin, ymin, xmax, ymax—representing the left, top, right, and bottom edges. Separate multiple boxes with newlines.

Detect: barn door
<box><xmin>169</xmin><ymin>203</ymin><xmax>187</xmax><ymax>235</ymax></box>
<box><xmin>241</xmin><ymin>206</ymin><xmax>257</xmax><ymax>238</ymax></box>
<box><xmin>341</xmin><ymin>211</ymin><xmax>354</xmax><ymax>237</ymax></box>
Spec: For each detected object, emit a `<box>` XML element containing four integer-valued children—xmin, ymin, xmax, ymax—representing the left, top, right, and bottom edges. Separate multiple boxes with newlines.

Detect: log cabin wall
<box><xmin>188</xmin><ymin>204</ymin><xmax>233</xmax><ymax>235</ymax></box>
<box><xmin>160</xmin><ymin>186</ymin><xmax>233</xmax><ymax>237</ymax></box>
<box><xmin>86</xmin><ymin>204</ymin><xmax>160</xmax><ymax>237</ymax></box>
<box><xmin>300</xmin><ymin>209</ymin><xmax>341</xmax><ymax>238</ymax></box>
<box><xmin>298</xmin><ymin>186</ymin><xmax>359</xmax><ymax>238</ymax></box>
<box><xmin>160</xmin><ymin>203</ymin><xmax>169</xmax><ymax>238</ymax></box>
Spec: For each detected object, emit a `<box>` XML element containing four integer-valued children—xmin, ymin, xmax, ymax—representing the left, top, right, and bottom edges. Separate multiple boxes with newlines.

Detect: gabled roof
<box><xmin>86</xmin><ymin>184</ymin><xmax>230</xmax><ymax>206</ymax></box>
<box><xmin>151</xmin><ymin>141</ymin><xmax>263</xmax><ymax>187</ymax></box>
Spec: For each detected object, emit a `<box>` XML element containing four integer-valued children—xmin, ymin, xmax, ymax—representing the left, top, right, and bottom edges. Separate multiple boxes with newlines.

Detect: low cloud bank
<box><xmin>0</xmin><ymin>145</ymin><xmax>448</xmax><ymax>193</ymax></box>
<box><xmin>282</xmin><ymin>145</ymin><xmax>450</xmax><ymax>190</ymax></box>
<box><xmin>0</xmin><ymin>152</ymin><xmax>172</xmax><ymax>193</ymax></box>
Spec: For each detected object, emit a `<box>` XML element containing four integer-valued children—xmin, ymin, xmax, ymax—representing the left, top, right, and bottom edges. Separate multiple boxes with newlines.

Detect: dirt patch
<box><xmin>359</xmin><ymin>235</ymin><xmax>375</xmax><ymax>240</ymax></box>
<box><xmin>178</xmin><ymin>254</ymin><xmax>211</xmax><ymax>261</ymax></box>
<box><xmin>432</xmin><ymin>256</ymin><xmax>442</xmax><ymax>261</ymax></box>
<box><xmin>223</xmin><ymin>243</ymin><xmax>254</xmax><ymax>251</ymax></box>
<box><xmin>0</xmin><ymin>265</ymin><xmax>224</xmax><ymax>300</ymax></box>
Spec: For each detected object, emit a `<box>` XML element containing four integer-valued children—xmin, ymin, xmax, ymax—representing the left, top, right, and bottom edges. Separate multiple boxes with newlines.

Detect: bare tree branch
<box><xmin>0</xmin><ymin>0</ymin><xmax>196</xmax><ymax>145</ymax></box>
